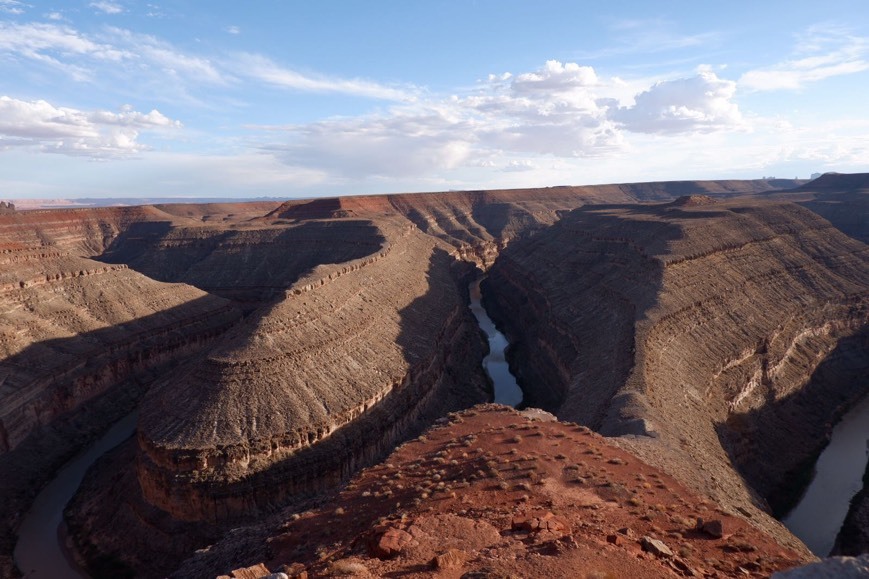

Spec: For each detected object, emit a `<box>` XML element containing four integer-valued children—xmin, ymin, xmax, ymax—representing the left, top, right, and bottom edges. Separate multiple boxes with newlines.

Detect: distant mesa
<box><xmin>796</xmin><ymin>171</ymin><xmax>869</xmax><ymax>192</ymax></box>
<box><xmin>267</xmin><ymin>195</ymin><xmax>393</xmax><ymax>220</ymax></box>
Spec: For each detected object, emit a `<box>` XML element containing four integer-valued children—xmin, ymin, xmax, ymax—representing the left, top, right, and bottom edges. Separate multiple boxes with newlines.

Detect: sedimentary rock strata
<box><xmin>485</xmin><ymin>197</ymin><xmax>869</xmax><ymax>548</ymax></box>
<box><xmin>0</xmin><ymin>207</ymin><xmax>245</xmax><ymax>575</ymax></box>
<box><xmin>66</xmin><ymin>218</ymin><xmax>490</xmax><ymax>575</ymax></box>
<box><xmin>1</xmin><ymin>177</ymin><xmax>843</xmax><ymax>577</ymax></box>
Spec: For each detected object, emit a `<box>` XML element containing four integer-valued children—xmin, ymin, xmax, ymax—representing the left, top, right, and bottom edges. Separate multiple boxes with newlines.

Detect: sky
<box><xmin>0</xmin><ymin>1</ymin><xmax>868</xmax><ymax>199</ymax></box>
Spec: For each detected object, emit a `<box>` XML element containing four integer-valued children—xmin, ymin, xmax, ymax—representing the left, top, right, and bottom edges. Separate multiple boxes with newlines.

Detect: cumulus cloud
<box><xmin>613</xmin><ymin>71</ymin><xmax>743</xmax><ymax>133</ymax></box>
<box><xmin>264</xmin><ymin>107</ymin><xmax>473</xmax><ymax>178</ymax></box>
<box><xmin>740</xmin><ymin>25</ymin><xmax>869</xmax><ymax>91</ymax></box>
<box><xmin>90</xmin><ymin>1</ymin><xmax>123</xmax><ymax>14</ymax></box>
<box><xmin>512</xmin><ymin>60</ymin><xmax>598</xmax><ymax>92</ymax></box>
<box><xmin>0</xmin><ymin>96</ymin><xmax>181</xmax><ymax>157</ymax></box>
<box><xmin>262</xmin><ymin>60</ymin><xmax>633</xmax><ymax>178</ymax></box>
<box><xmin>259</xmin><ymin>60</ymin><xmax>749</xmax><ymax>179</ymax></box>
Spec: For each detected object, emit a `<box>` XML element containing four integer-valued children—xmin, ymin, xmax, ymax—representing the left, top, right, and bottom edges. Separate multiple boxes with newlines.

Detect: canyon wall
<box><xmin>485</xmin><ymin>197</ymin><xmax>868</xmax><ymax>549</ymax></box>
<box><xmin>0</xmin><ymin>177</ymin><xmax>823</xmax><ymax>575</ymax></box>
<box><xmin>65</xmin><ymin>218</ymin><xmax>491</xmax><ymax>576</ymax></box>
<box><xmin>0</xmin><ymin>208</ymin><xmax>246</xmax><ymax>576</ymax></box>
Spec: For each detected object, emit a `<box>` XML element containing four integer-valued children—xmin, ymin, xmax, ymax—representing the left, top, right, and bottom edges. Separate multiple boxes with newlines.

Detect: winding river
<box><xmin>468</xmin><ymin>278</ymin><xmax>524</xmax><ymax>407</ymax></box>
<box><xmin>783</xmin><ymin>393</ymin><xmax>869</xmax><ymax>556</ymax></box>
<box><xmin>12</xmin><ymin>280</ymin><xmax>865</xmax><ymax>574</ymax></box>
<box><xmin>13</xmin><ymin>412</ymin><xmax>138</xmax><ymax>578</ymax></box>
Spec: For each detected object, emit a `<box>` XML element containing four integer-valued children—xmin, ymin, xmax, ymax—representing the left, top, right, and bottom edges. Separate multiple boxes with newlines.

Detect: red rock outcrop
<box><xmin>485</xmin><ymin>198</ymin><xmax>868</xmax><ymax>548</ymax></box>
<box><xmin>177</xmin><ymin>405</ymin><xmax>811</xmax><ymax>578</ymax></box>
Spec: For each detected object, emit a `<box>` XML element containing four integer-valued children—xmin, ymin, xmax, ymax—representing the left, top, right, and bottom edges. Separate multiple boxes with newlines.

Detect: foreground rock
<box><xmin>485</xmin><ymin>197</ymin><xmax>869</xmax><ymax>551</ymax></box>
<box><xmin>187</xmin><ymin>406</ymin><xmax>809</xmax><ymax>578</ymax></box>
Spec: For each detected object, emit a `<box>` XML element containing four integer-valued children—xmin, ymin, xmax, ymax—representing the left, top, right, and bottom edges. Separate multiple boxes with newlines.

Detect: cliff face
<box><xmin>0</xmin><ymin>208</ymin><xmax>246</xmax><ymax>575</ymax></box>
<box><xmin>781</xmin><ymin>173</ymin><xmax>869</xmax><ymax>244</ymax></box>
<box><xmin>485</xmin><ymin>198</ymin><xmax>869</xmax><ymax>548</ymax></box>
<box><xmin>65</xmin><ymin>218</ymin><xmax>490</xmax><ymax>576</ymax></box>
<box><xmin>267</xmin><ymin>178</ymin><xmax>803</xmax><ymax>268</ymax></box>
<box><xmin>100</xmin><ymin>220</ymin><xmax>387</xmax><ymax>306</ymax></box>
<box><xmin>835</xmin><ymin>460</ymin><xmax>869</xmax><ymax>556</ymax></box>
<box><xmin>0</xmin><ymin>179</ymin><xmax>832</xmax><ymax>576</ymax></box>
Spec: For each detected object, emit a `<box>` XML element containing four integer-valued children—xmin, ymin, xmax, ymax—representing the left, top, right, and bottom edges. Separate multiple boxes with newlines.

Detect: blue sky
<box><xmin>1</xmin><ymin>1</ymin><xmax>867</xmax><ymax>199</ymax></box>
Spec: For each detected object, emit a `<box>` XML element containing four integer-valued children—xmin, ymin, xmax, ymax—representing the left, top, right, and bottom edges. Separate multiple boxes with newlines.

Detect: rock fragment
<box><xmin>432</xmin><ymin>548</ymin><xmax>467</xmax><ymax>569</ymax></box>
<box><xmin>370</xmin><ymin>527</ymin><xmax>413</xmax><ymax>559</ymax></box>
<box><xmin>641</xmin><ymin>536</ymin><xmax>674</xmax><ymax>558</ymax></box>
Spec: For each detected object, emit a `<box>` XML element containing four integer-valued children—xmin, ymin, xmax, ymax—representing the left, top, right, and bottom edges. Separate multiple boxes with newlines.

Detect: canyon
<box><xmin>0</xmin><ymin>174</ymin><xmax>865</xmax><ymax>577</ymax></box>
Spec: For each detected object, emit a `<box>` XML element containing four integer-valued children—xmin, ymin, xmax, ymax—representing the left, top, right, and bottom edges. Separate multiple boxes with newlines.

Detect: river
<box><xmin>468</xmin><ymin>278</ymin><xmax>524</xmax><ymax>407</ymax></box>
<box><xmin>13</xmin><ymin>411</ymin><xmax>139</xmax><ymax>578</ymax></box>
<box><xmin>14</xmin><ymin>286</ymin><xmax>865</xmax><ymax>572</ymax></box>
<box><xmin>783</xmin><ymin>393</ymin><xmax>869</xmax><ymax>556</ymax></box>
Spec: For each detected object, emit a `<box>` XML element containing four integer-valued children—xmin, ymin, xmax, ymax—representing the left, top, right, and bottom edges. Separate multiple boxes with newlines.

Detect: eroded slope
<box><xmin>181</xmin><ymin>405</ymin><xmax>811</xmax><ymax>579</ymax></box>
<box><xmin>66</xmin><ymin>217</ymin><xmax>490</xmax><ymax>576</ymax></box>
<box><xmin>485</xmin><ymin>197</ymin><xmax>869</xmax><ymax>548</ymax></box>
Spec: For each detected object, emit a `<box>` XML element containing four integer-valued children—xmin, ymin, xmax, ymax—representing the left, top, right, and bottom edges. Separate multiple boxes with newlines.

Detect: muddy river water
<box><xmin>14</xmin><ymin>412</ymin><xmax>138</xmax><ymax>578</ymax></box>
<box><xmin>783</xmin><ymin>392</ymin><xmax>869</xmax><ymax>556</ymax></box>
<box><xmin>468</xmin><ymin>278</ymin><xmax>524</xmax><ymax>407</ymax></box>
<box><xmin>13</xmin><ymin>287</ymin><xmax>866</xmax><ymax>574</ymax></box>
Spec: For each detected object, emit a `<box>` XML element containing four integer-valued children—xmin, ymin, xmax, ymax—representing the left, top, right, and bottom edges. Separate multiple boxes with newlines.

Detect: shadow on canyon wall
<box><xmin>99</xmin><ymin>220</ymin><xmax>387</xmax><ymax>307</ymax></box>
<box><xmin>716</xmin><ymin>328</ymin><xmax>869</xmax><ymax>517</ymax></box>
<box><xmin>63</xmin><ymin>247</ymin><xmax>488</xmax><ymax>578</ymax></box>
<box><xmin>484</xmin><ymin>203</ymin><xmax>684</xmax><ymax>430</ymax></box>
<box><xmin>0</xmin><ymin>293</ymin><xmax>240</xmax><ymax>572</ymax></box>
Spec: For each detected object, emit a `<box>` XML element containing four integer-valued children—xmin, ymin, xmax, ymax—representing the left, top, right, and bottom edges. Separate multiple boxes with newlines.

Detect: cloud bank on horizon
<box><xmin>0</xmin><ymin>1</ymin><xmax>867</xmax><ymax>198</ymax></box>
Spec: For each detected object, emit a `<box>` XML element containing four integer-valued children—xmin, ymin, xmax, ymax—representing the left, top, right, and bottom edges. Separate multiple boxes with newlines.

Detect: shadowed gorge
<box><xmin>485</xmin><ymin>196</ymin><xmax>869</xmax><ymax>551</ymax></box>
<box><xmin>1</xmin><ymin>176</ymin><xmax>867</xmax><ymax>578</ymax></box>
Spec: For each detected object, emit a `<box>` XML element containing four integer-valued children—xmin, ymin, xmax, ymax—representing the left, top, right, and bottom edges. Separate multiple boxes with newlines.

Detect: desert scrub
<box><xmin>329</xmin><ymin>560</ymin><xmax>367</xmax><ymax>576</ymax></box>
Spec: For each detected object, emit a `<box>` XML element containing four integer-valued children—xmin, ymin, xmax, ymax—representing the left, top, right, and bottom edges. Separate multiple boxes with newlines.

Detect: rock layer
<box><xmin>485</xmin><ymin>198</ymin><xmax>869</xmax><ymax>549</ymax></box>
<box><xmin>0</xmin><ymin>207</ymin><xmax>245</xmax><ymax>576</ymax></box>
<box><xmin>66</xmin><ymin>218</ymin><xmax>490</xmax><ymax>576</ymax></box>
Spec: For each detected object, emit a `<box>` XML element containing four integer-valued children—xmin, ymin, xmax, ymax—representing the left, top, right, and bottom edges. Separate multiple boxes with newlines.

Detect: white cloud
<box><xmin>0</xmin><ymin>0</ymin><xmax>26</xmax><ymax>15</ymax></box>
<box><xmin>613</xmin><ymin>71</ymin><xmax>743</xmax><ymax>134</ymax></box>
<box><xmin>257</xmin><ymin>61</ymin><xmax>751</xmax><ymax>179</ymax></box>
<box><xmin>0</xmin><ymin>22</ymin><xmax>131</xmax><ymax>80</ymax></box>
<box><xmin>502</xmin><ymin>160</ymin><xmax>538</xmax><ymax>172</ymax></box>
<box><xmin>512</xmin><ymin>60</ymin><xmax>598</xmax><ymax>92</ymax></box>
<box><xmin>0</xmin><ymin>96</ymin><xmax>181</xmax><ymax>158</ymax></box>
<box><xmin>228</xmin><ymin>53</ymin><xmax>413</xmax><ymax>101</ymax></box>
<box><xmin>739</xmin><ymin>25</ymin><xmax>869</xmax><ymax>91</ymax></box>
<box><xmin>90</xmin><ymin>1</ymin><xmax>123</xmax><ymax>15</ymax></box>
<box><xmin>225</xmin><ymin>25</ymin><xmax>240</xmax><ymax>35</ymax></box>
<box><xmin>45</xmin><ymin>11</ymin><xmax>62</xmax><ymax>20</ymax></box>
